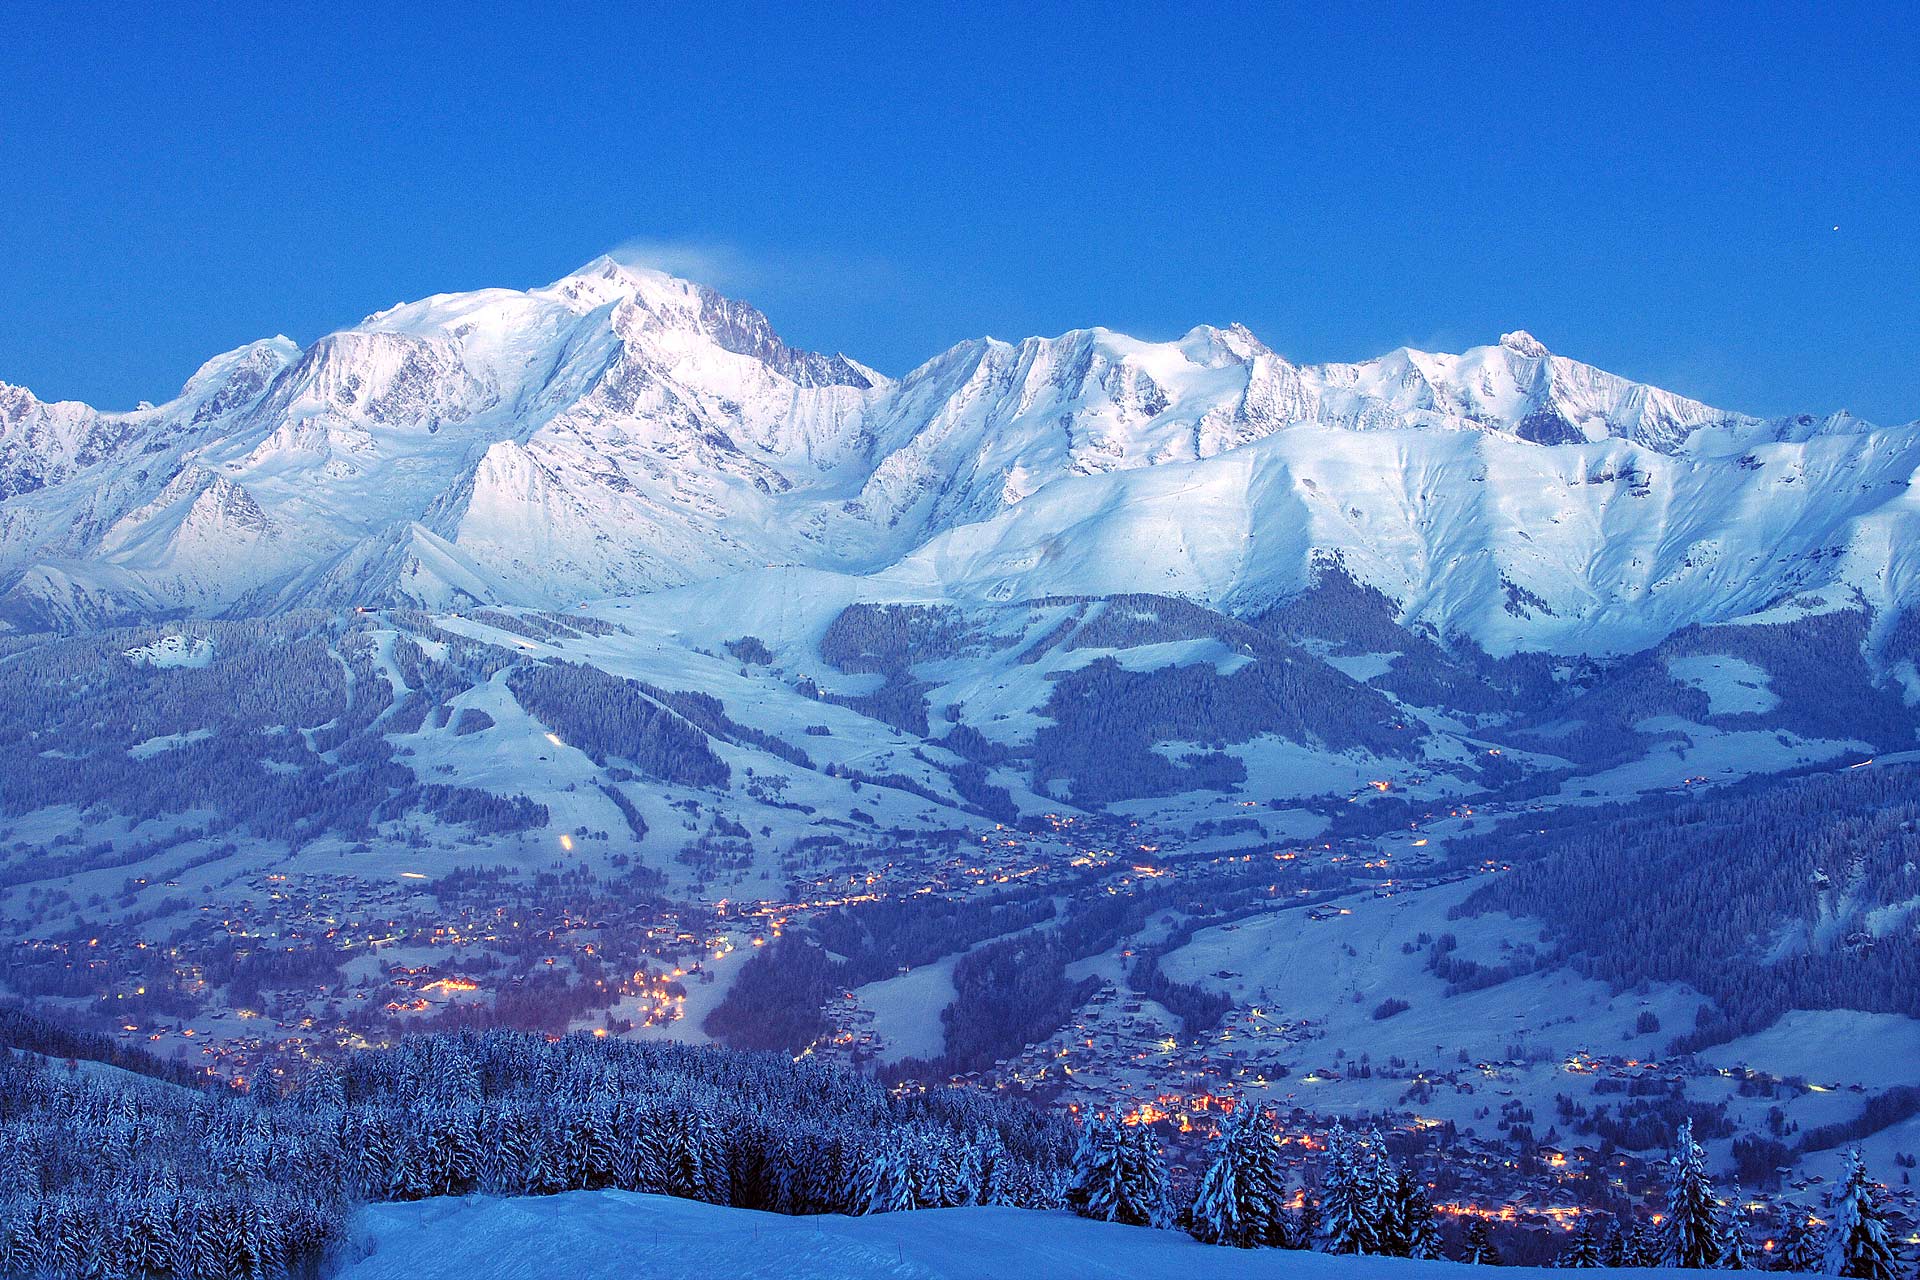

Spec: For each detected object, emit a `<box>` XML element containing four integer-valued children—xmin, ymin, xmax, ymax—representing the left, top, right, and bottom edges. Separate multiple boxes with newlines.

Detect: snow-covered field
<box><xmin>342</xmin><ymin>1190</ymin><xmax>1676</xmax><ymax>1280</ymax></box>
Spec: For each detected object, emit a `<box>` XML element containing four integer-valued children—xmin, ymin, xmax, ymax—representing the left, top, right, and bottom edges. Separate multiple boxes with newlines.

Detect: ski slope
<box><xmin>343</xmin><ymin>1189</ymin><xmax>1674</xmax><ymax>1280</ymax></box>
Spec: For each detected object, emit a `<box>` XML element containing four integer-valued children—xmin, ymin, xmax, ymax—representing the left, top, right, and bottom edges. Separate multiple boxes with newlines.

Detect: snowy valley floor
<box><xmin>343</xmin><ymin>1190</ymin><xmax>1677</xmax><ymax>1280</ymax></box>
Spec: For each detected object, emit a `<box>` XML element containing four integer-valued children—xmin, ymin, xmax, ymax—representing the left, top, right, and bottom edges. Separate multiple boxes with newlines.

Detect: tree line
<box><xmin>1069</xmin><ymin>1110</ymin><xmax>1908</xmax><ymax>1277</ymax></box>
<box><xmin>0</xmin><ymin>1028</ymin><xmax>1075</xmax><ymax>1280</ymax></box>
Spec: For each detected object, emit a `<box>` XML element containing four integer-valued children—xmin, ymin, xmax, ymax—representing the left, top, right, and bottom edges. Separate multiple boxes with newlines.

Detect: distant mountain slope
<box><xmin>3</xmin><ymin>261</ymin><xmax>1912</xmax><ymax>659</ymax></box>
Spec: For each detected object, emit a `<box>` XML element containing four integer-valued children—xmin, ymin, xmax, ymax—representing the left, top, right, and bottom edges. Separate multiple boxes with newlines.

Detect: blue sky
<box><xmin>2</xmin><ymin>3</ymin><xmax>1915</xmax><ymax>420</ymax></box>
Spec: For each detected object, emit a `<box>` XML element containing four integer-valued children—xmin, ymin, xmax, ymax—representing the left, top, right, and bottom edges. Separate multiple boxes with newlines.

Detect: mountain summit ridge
<box><xmin>0</xmin><ymin>261</ymin><xmax>1912</xmax><ymax>648</ymax></box>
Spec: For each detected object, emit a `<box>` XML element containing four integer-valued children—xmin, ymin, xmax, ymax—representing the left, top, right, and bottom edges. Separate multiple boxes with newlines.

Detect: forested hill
<box><xmin>1454</xmin><ymin>760</ymin><xmax>1920</xmax><ymax>1050</ymax></box>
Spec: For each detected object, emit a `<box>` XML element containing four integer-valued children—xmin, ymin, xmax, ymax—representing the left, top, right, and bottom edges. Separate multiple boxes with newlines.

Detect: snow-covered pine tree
<box><xmin>1188</xmin><ymin>1103</ymin><xmax>1287</xmax><ymax>1248</ymax></box>
<box><xmin>1664</xmin><ymin>1119</ymin><xmax>1725</xmax><ymax>1269</ymax></box>
<box><xmin>1293</xmin><ymin>1193</ymin><xmax>1320</xmax><ymax>1251</ymax></box>
<box><xmin>1319</xmin><ymin>1125</ymin><xmax>1379</xmax><ymax>1255</ymax></box>
<box><xmin>950</xmin><ymin>1133</ymin><xmax>985</xmax><ymax>1207</ymax></box>
<box><xmin>492</xmin><ymin>1102</ymin><xmax>542</xmax><ymax>1195</ymax></box>
<box><xmin>1463</xmin><ymin>1218</ymin><xmax>1503</xmax><ymax>1266</ymax></box>
<box><xmin>1625</xmin><ymin>1221</ymin><xmax>1660</xmax><ymax>1267</ymax></box>
<box><xmin>96</xmin><ymin>1185</ymin><xmax>137</xmax><ymax>1280</ymax></box>
<box><xmin>187</xmin><ymin>1194</ymin><xmax>237</xmax><ymax>1280</ymax></box>
<box><xmin>974</xmin><ymin>1131</ymin><xmax>1012</xmax><ymax>1206</ymax></box>
<box><xmin>1071</xmin><ymin>1115</ymin><xmax>1173</xmax><ymax>1227</ymax></box>
<box><xmin>724</xmin><ymin>1115</ymin><xmax>784</xmax><ymax>1212</ymax></box>
<box><xmin>1775</xmin><ymin>1211</ymin><xmax>1823</xmax><ymax>1272</ymax></box>
<box><xmin>863</xmin><ymin>1142</ymin><xmax>916</xmax><ymax>1214</ymax></box>
<box><xmin>1602</xmin><ymin>1219</ymin><xmax>1626</xmax><ymax>1267</ymax></box>
<box><xmin>1112</xmin><ymin>1123</ymin><xmax>1174</xmax><ymax>1229</ymax></box>
<box><xmin>0</xmin><ymin>1131</ymin><xmax>40</xmax><ymax>1199</ymax></box>
<box><xmin>1369</xmin><ymin>1131</ymin><xmax>1404</xmax><ymax>1256</ymax></box>
<box><xmin>1560</xmin><ymin>1217</ymin><xmax>1602</xmax><ymax>1267</ymax></box>
<box><xmin>0</xmin><ymin>1200</ymin><xmax>40</xmax><ymax>1279</ymax></box>
<box><xmin>1395</xmin><ymin>1169</ymin><xmax>1444</xmax><ymax>1260</ymax></box>
<box><xmin>240</xmin><ymin>1195</ymin><xmax>284</xmax><ymax>1280</ymax></box>
<box><xmin>917</xmin><ymin>1128</ymin><xmax>962</xmax><ymax>1208</ymax></box>
<box><xmin>660</xmin><ymin>1107</ymin><xmax>727</xmax><ymax>1204</ymax></box>
<box><xmin>298</xmin><ymin>1065</ymin><xmax>346</xmax><ymax>1112</ymax></box>
<box><xmin>1721</xmin><ymin>1185</ymin><xmax>1753</xmax><ymax>1270</ymax></box>
<box><xmin>385</xmin><ymin>1125</ymin><xmax>430</xmax><ymax>1202</ymax></box>
<box><xmin>1066</xmin><ymin>1116</ymin><xmax>1123</xmax><ymax>1222</ymax></box>
<box><xmin>826</xmin><ymin>1131</ymin><xmax>871</xmax><ymax>1217</ymax></box>
<box><xmin>1823</xmin><ymin>1150</ymin><xmax>1898</xmax><ymax>1280</ymax></box>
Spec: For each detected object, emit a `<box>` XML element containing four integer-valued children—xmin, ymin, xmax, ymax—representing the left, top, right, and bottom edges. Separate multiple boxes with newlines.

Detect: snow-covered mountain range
<box><xmin>2</xmin><ymin>257</ymin><xmax>1913</xmax><ymax>655</ymax></box>
<box><xmin>8</xmin><ymin>263</ymin><xmax>1920</xmax><ymax>1165</ymax></box>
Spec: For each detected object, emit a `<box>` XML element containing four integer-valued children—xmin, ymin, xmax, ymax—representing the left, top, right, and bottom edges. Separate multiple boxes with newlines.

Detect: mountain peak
<box><xmin>1499</xmin><ymin>330</ymin><xmax>1550</xmax><ymax>358</ymax></box>
<box><xmin>543</xmin><ymin>254</ymin><xmax>698</xmax><ymax>316</ymax></box>
<box><xmin>563</xmin><ymin>253</ymin><xmax>676</xmax><ymax>291</ymax></box>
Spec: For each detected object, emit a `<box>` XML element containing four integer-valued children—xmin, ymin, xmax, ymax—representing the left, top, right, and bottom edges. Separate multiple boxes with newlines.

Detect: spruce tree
<box><xmin>1823</xmin><ymin>1150</ymin><xmax>1897</xmax><ymax>1280</ymax></box>
<box><xmin>1463</xmin><ymin>1218</ymin><xmax>1503</xmax><ymax>1265</ymax></box>
<box><xmin>1319</xmin><ymin>1124</ymin><xmax>1378</xmax><ymax>1255</ymax></box>
<box><xmin>1664</xmin><ymin>1120</ymin><xmax>1724</xmax><ymax>1269</ymax></box>
<box><xmin>1069</xmin><ymin>1117</ymin><xmax>1169</xmax><ymax>1228</ymax></box>
<box><xmin>1189</xmin><ymin>1104</ymin><xmax>1287</xmax><ymax>1248</ymax></box>
<box><xmin>1774</xmin><ymin>1213</ymin><xmax>1820</xmax><ymax>1272</ymax></box>
<box><xmin>661</xmin><ymin>1108</ymin><xmax>727</xmax><ymax>1205</ymax></box>
<box><xmin>1294</xmin><ymin>1195</ymin><xmax>1321</xmax><ymax>1251</ymax></box>
<box><xmin>908</xmin><ymin>1129</ymin><xmax>950</xmax><ymax>1210</ymax></box>
<box><xmin>1721</xmin><ymin>1185</ymin><xmax>1753</xmax><ymax>1271</ymax></box>
<box><xmin>974</xmin><ymin>1132</ymin><xmax>1012</xmax><ymax>1206</ymax></box>
<box><xmin>1112</xmin><ymin>1124</ymin><xmax>1173</xmax><ymax>1229</ymax></box>
<box><xmin>1396</xmin><ymin>1170</ymin><xmax>1444</xmax><ymax>1260</ymax></box>
<box><xmin>1066</xmin><ymin>1117</ymin><xmax>1122</xmax><ymax>1222</ymax></box>
<box><xmin>1602</xmin><ymin>1219</ymin><xmax>1626</xmax><ymax>1268</ymax></box>
<box><xmin>1561</xmin><ymin>1218</ymin><xmax>1602</xmax><ymax>1268</ymax></box>
<box><xmin>863</xmin><ymin>1143</ymin><xmax>916</xmax><ymax>1214</ymax></box>
<box><xmin>1369</xmin><ymin>1132</ymin><xmax>1403</xmax><ymax>1256</ymax></box>
<box><xmin>1625</xmin><ymin>1221</ymin><xmax>1660</xmax><ymax>1268</ymax></box>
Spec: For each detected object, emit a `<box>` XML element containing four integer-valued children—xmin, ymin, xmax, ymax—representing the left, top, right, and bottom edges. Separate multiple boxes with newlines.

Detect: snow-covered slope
<box><xmin>2</xmin><ymin>260</ymin><xmax>1912</xmax><ymax>658</ymax></box>
<box><xmin>883</xmin><ymin>418</ymin><xmax>1920</xmax><ymax>654</ymax></box>
<box><xmin>345</xmin><ymin>1190</ymin><xmax>1628</xmax><ymax>1280</ymax></box>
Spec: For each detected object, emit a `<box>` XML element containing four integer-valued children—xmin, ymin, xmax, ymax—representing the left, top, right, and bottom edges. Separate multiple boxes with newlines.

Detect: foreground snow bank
<box><xmin>343</xmin><ymin>1190</ymin><xmax>1673</xmax><ymax>1280</ymax></box>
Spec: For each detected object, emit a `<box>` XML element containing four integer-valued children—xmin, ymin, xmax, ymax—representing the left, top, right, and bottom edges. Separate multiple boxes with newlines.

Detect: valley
<box><xmin>3</xmin><ymin>262</ymin><xmax>1919</xmax><ymax>1251</ymax></box>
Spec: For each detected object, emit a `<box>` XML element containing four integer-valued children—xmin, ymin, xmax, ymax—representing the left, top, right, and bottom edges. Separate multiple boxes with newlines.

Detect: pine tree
<box><xmin>0</xmin><ymin>1201</ymin><xmax>41</xmax><ymax>1279</ymax></box>
<box><xmin>1823</xmin><ymin>1150</ymin><xmax>1897</xmax><ymax>1280</ymax></box>
<box><xmin>826</xmin><ymin>1131</ymin><xmax>870</xmax><ymax>1217</ymax></box>
<box><xmin>1561</xmin><ymin>1218</ymin><xmax>1603</xmax><ymax>1268</ymax></box>
<box><xmin>661</xmin><ymin>1108</ymin><xmax>726</xmax><ymax>1204</ymax></box>
<box><xmin>907</xmin><ymin>1129</ymin><xmax>949</xmax><ymax>1210</ymax></box>
<box><xmin>1664</xmin><ymin>1120</ymin><xmax>1725</xmax><ymax>1269</ymax></box>
<box><xmin>1775</xmin><ymin>1212</ymin><xmax>1822</xmax><ymax>1272</ymax></box>
<box><xmin>950</xmin><ymin>1134</ymin><xmax>985</xmax><ymax>1208</ymax></box>
<box><xmin>974</xmin><ymin>1131</ymin><xmax>1012</xmax><ymax>1206</ymax></box>
<box><xmin>1111</xmin><ymin>1124</ymin><xmax>1173</xmax><ymax>1229</ymax></box>
<box><xmin>1602</xmin><ymin>1219</ymin><xmax>1626</xmax><ymax>1268</ymax></box>
<box><xmin>1320</xmin><ymin>1125</ymin><xmax>1378</xmax><ymax>1255</ymax></box>
<box><xmin>1463</xmin><ymin>1218</ymin><xmax>1503</xmax><ymax>1266</ymax></box>
<box><xmin>1721</xmin><ymin>1185</ymin><xmax>1753</xmax><ymax>1271</ymax></box>
<box><xmin>1396</xmin><ymin>1170</ymin><xmax>1444</xmax><ymax>1260</ymax></box>
<box><xmin>1294</xmin><ymin>1195</ymin><xmax>1321</xmax><ymax>1251</ymax></box>
<box><xmin>1623</xmin><ymin>1221</ymin><xmax>1658</xmax><ymax>1267</ymax></box>
<box><xmin>1189</xmin><ymin>1104</ymin><xmax>1288</xmax><ymax>1248</ymax></box>
<box><xmin>1067</xmin><ymin>1117</ymin><xmax>1168</xmax><ymax>1227</ymax></box>
<box><xmin>1066</xmin><ymin>1117</ymin><xmax>1123</xmax><ymax>1222</ymax></box>
<box><xmin>1369</xmin><ymin>1133</ymin><xmax>1404</xmax><ymax>1256</ymax></box>
<box><xmin>863</xmin><ymin>1143</ymin><xmax>916</xmax><ymax>1215</ymax></box>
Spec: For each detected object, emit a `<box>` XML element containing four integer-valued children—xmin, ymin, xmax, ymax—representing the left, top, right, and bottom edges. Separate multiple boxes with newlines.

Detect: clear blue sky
<box><xmin>2</xmin><ymin>4</ymin><xmax>1915</xmax><ymax>420</ymax></box>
